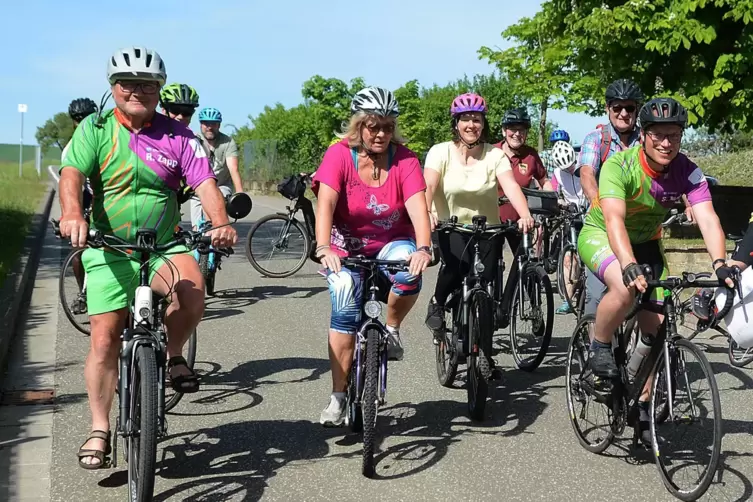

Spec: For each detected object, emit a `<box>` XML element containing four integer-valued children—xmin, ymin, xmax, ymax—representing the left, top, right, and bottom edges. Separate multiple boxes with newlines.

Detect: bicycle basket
<box><xmin>277</xmin><ymin>175</ymin><xmax>306</xmax><ymax>200</ymax></box>
<box><xmin>521</xmin><ymin>187</ymin><xmax>559</xmax><ymax>216</ymax></box>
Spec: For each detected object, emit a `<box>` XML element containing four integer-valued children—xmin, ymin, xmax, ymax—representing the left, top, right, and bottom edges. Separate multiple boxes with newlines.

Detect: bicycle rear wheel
<box><xmin>59</xmin><ymin>248</ymin><xmax>91</xmax><ymax>335</ymax></box>
<box><xmin>361</xmin><ymin>328</ymin><xmax>380</xmax><ymax>477</ymax></box>
<box><xmin>650</xmin><ymin>338</ymin><xmax>722</xmax><ymax>501</ymax></box>
<box><xmin>435</xmin><ymin>296</ymin><xmax>460</xmax><ymax>388</ymax></box>
<box><xmin>467</xmin><ymin>292</ymin><xmax>493</xmax><ymax>421</ymax></box>
<box><xmin>127</xmin><ymin>344</ymin><xmax>158</xmax><ymax>502</ymax></box>
<box><xmin>510</xmin><ymin>265</ymin><xmax>554</xmax><ymax>371</ymax></box>
<box><xmin>164</xmin><ymin>329</ymin><xmax>197</xmax><ymax>412</ymax></box>
<box><xmin>245</xmin><ymin>214</ymin><xmax>310</xmax><ymax>278</ymax></box>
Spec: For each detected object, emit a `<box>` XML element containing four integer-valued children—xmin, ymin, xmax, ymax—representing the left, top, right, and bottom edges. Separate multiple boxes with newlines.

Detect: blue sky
<box><xmin>0</xmin><ymin>0</ymin><xmax>601</xmax><ymax>149</ymax></box>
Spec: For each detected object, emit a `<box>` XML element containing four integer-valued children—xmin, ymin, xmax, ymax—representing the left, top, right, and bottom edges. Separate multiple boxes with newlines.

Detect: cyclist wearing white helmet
<box><xmin>189</xmin><ymin>107</ymin><xmax>243</xmax><ymax>230</ymax></box>
<box><xmin>540</xmin><ymin>129</ymin><xmax>571</xmax><ymax>176</ymax></box>
<box><xmin>550</xmin><ymin>140</ymin><xmax>585</xmax><ymax>315</ymax></box>
<box><xmin>58</xmin><ymin>46</ymin><xmax>236</xmax><ymax>469</ymax></box>
<box><xmin>312</xmin><ymin>86</ymin><xmax>431</xmax><ymax>426</ymax></box>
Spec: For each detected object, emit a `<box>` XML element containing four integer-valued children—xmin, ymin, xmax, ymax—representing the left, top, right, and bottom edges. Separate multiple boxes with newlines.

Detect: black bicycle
<box><xmin>433</xmin><ymin>215</ymin><xmax>519</xmax><ymax>420</ymax></box>
<box><xmin>566</xmin><ymin>267</ymin><xmax>737</xmax><ymax>501</ymax></box>
<box><xmin>245</xmin><ymin>173</ymin><xmax>316</xmax><ymax>278</ymax></box>
<box><xmin>333</xmin><ymin>256</ymin><xmax>410</xmax><ymax>477</ymax></box>
<box><xmin>52</xmin><ymin>194</ymin><xmax>250</xmax><ymax>501</ymax></box>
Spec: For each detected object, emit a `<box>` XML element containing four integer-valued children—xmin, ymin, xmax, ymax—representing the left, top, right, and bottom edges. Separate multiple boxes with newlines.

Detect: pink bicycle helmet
<box><xmin>451</xmin><ymin>93</ymin><xmax>487</xmax><ymax>116</ymax></box>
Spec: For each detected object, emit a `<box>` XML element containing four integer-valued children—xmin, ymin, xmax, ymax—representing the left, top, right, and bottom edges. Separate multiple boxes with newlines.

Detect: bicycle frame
<box><xmin>497</xmin><ymin>228</ymin><xmax>536</xmax><ymax>327</ymax></box>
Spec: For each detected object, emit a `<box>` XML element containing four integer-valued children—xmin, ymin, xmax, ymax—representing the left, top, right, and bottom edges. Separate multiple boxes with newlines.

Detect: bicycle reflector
<box><xmin>364</xmin><ymin>300</ymin><xmax>382</xmax><ymax>319</ymax></box>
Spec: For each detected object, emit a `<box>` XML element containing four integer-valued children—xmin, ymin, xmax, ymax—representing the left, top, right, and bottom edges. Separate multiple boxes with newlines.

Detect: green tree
<box><xmin>537</xmin><ymin>0</ymin><xmax>753</xmax><ymax>131</ymax></box>
<box><xmin>479</xmin><ymin>2</ymin><xmax>594</xmax><ymax>150</ymax></box>
<box><xmin>35</xmin><ymin>112</ymin><xmax>74</xmax><ymax>154</ymax></box>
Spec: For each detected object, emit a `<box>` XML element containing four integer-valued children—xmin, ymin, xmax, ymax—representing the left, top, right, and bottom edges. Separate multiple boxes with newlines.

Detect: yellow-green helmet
<box><xmin>160</xmin><ymin>83</ymin><xmax>199</xmax><ymax>107</ymax></box>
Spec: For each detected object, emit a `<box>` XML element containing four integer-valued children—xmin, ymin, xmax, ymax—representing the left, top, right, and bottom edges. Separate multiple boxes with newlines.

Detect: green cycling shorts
<box><xmin>81</xmin><ymin>245</ymin><xmax>189</xmax><ymax>316</ymax></box>
<box><xmin>577</xmin><ymin>225</ymin><xmax>669</xmax><ymax>304</ymax></box>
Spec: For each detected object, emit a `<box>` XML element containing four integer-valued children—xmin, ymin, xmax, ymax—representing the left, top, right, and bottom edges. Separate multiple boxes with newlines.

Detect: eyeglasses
<box><xmin>166</xmin><ymin>105</ymin><xmax>196</xmax><ymax>117</ymax></box>
<box><xmin>364</xmin><ymin>123</ymin><xmax>395</xmax><ymax>135</ymax></box>
<box><xmin>507</xmin><ymin>128</ymin><xmax>528</xmax><ymax>136</ymax></box>
<box><xmin>117</xmin><ymin>81</ymin><xmax>159</xmax><ymax>95</ymax></box>
<box><xmin>610</xmin><ymin>104</ymin><xmax>636</xmax><ymax>114</ymax></box>
<box><xmin>646</xmin><ymin>130</ymin><xmax>683</xmax><ymax>143</ymax></box>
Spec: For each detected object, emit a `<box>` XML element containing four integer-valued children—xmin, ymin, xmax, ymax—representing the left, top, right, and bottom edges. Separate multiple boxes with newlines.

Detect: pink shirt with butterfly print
<box><xmin>312</xmin><ymin>139</ymin><xmax>427</xmax><ymax>257</ymax></box>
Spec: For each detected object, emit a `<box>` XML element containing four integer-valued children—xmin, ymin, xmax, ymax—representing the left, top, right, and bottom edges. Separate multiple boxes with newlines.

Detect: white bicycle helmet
<box><xmin>551</xmin><ymin>140</ymin><xmax>576</xmax><ymax>170</ymax></box>
<box><xmin>107</xmin><ymin>46</ymin><xmax>166</xmax><ymax>85</ymax></box>
<box><xmin>350</xmin><ymin>87</ymin><xmax>399</xmax><ymax>117</ymax></box>
<box><xmin>714</xmin><ymin>266</ymin><xmax>753</xmax><ymax>349</ymax></box>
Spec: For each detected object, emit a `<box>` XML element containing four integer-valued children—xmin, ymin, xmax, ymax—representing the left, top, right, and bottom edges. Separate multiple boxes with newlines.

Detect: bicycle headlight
<box><xmin>364</xmin><ymin>300</ymin><xmax>382</xmax><ymax>319</ymax></box>
<box><xmin>139</xmin><ymin>307</ymin><xmax>151</xmax><ymax>320</ymax></box>
<box><xmin>474</xmin><ymin>262</ymin><xmax>485</xmax><ymax>274</ymax></box>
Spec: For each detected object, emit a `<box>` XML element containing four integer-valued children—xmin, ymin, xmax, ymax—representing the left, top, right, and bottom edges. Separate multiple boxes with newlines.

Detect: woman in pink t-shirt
<box><xmin>311</xmin><ymin>87</ymin><xmax>432</xmax><ymax>427</ymax></box>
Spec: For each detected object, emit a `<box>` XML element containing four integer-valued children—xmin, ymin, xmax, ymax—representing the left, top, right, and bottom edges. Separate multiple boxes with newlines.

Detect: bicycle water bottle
<box><xmin>627</xmin><ymin>333</ymin><xmax>653</xmax><ymax>379</ymax></box>
<box><xmin>134</xmin><ymin>286</ymin><xmax>153</xmax><ymax>325</ymax></box>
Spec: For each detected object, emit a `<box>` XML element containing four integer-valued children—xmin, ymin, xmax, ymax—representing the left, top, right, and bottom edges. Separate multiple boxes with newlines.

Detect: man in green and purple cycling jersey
<box><xmin>577</xmin><ymin>97</ymin><xmax>735</xmax><ymax>445</ymax></box>
<box><xmin>58</xmin><ymin>46</ymin><xmax>238</xmax><ymax>469</ymax></box>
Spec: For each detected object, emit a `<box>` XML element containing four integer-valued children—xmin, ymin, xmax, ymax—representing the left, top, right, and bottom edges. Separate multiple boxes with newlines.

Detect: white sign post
<box><xmin>18</xmin><ymin>104</ymin><xmax>27</xmax><ymax>177</ymax></box>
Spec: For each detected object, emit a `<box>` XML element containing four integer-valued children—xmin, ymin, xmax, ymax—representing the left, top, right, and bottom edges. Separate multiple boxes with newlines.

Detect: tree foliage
<box><xmin>491</xmin><ymin>0</ymin><xmax>753</xmax><ymax>132</ymax></box>
<box><xmin>35</xmin><ymin>112</ymin><xmax>74</xmax><ymax>155</ymax></box>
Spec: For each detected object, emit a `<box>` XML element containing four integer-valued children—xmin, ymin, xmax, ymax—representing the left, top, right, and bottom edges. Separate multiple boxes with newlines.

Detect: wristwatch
<box><xmin>417</xmin><ymin>245</ymin><xmax>432</xmax><ymax>256</ymax></box>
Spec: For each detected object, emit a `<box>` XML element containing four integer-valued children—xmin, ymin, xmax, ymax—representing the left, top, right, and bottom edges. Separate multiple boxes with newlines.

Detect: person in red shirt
<box><xmin>495</xmin><ymin>108</ymin><xmax>553</xmax><ymax>254</ymax></box>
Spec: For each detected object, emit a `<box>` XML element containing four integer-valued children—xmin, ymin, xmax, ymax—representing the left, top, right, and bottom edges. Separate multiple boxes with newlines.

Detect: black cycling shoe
<box><xmin>588</xmin><ymin>345</ymin><xmax>619</xmax><ymax>379</ymax></box>
<box><xmin>637</xmin><ymin>403</ymin><xmax>653</xmax><ymax>448</ymax></box>
<box><xmin>425</xmin><ymin>301</ymin><xmax>445</xmax><ymax>331</ymax></box>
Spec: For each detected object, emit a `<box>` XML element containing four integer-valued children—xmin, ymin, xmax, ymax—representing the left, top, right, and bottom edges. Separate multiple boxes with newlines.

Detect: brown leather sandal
<box><xmin>77</xmin><ymin>429</ymin><xmax>111</xmax><ymax>470</ymax></box>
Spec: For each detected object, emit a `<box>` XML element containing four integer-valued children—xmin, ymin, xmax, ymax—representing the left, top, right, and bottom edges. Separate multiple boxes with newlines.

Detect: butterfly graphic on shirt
<box><xmin>366</xmin><ymin>194</ymin><xmax>390</xmax><ymax>216</ymax></box>
<box><xmin>372</xmin><ymin>210</ymin><xmax>400</xmax><ymax>230</ymax></box>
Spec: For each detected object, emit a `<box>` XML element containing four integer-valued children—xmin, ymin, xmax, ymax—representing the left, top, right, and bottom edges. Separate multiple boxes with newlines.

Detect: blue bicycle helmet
<box><xmin>198</xmin><ymin>107</ymin><xmax>222</xmax><ymax>122</ymax></box>
<box><xmin>549</xmin><ymin>129</ymin><xmax>570</xmax><ymax>143</ymax></box>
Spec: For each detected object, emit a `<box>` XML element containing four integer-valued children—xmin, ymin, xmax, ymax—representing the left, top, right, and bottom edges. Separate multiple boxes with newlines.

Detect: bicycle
<box><xmin>565</xmin><ymin>266</ymin><xmax>738</xmax><ymax>501</ymax></box>
<box><xmin>51</xmin><ymin>193</ymin><xmax>250</xmax><ymax>501</ymax></box>
<box><xmin>329</xmin><ymin>255</ymin><xmax>411</xmax><ymax>477</ymax></box>
<box><xmin>433</xmin><ymin>215</ymin><xmax>519</xmax><ymax>420</ymax></box>
<box><xmin>245</xmin><ymin>173</ymin><xmax>316</xmax><ymax>278</ymax></box>
<box><xmin>194</xmin><ymin>194</ymin><xmax>249</xmax><ymax>296</ymax></box>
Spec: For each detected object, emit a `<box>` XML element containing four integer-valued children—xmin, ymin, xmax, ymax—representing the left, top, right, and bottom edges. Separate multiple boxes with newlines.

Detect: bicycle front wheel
<box><xmin>165</xmin><ymin>329</ymin><xmax>197</xmax><ymax>412</ymax></box>
<box><xmin>127</xmin><ymin>344</ymin><xmax>159</xmax><ymax>502</ymax></box>
<box><xmin>510</xmin><ymin>265</ymin><xmax>554</xmax><ymax>371</ymax></box>
<box><xmin>361</xmin><ymin>328</ymin><xmax>380</xmax><ymax>478</ymax></box>
<box><xmin>728</xmin><ymin>336</ymin><xmax>753</xmax><ymax>368</ymax></box>
<box><xmin>557</xmin><ymin>244</ymin><xmax>581</xmax><ymax>308</ymax></box>
<box><xmin>435</xmin><ymin>298</ymin><xmax>460</xmax><ymax>388</ymax></box>
<box><xmin>467</xmin><ymin>292</ymin><xmax>493</xmax><ymax>421</ymax></box>
<box><xmin>198</xmin><ymin>253</ymin><xmax>216</xmax><ymax>297</ymax></box>
<box><xmin>59</xmin><ymin>248</ymin><xmax>91</xmax><ymax>335</ymax></box>
<box><xmin>650</xmin><ymin>338</ymin><xmax>722</xmax><ymax>501</ymax></box>
<box><xmin>245</xmin><ymin>214</ymin><xmax>310</xmax><ymax>278</ymax></box>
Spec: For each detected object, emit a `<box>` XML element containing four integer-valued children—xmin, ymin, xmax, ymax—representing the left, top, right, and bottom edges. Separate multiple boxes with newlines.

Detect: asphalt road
<box><xmin>41</xmin><ymin>195</ymin><xmax>753</xmax><ymax>501</ymax></box>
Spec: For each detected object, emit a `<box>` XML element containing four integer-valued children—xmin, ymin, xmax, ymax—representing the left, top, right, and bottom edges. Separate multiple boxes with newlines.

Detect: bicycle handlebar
<box><xmin>50</xmin><ymin>218</ymin><xmax>212</xmax><ymax>254</ymax></box>
<box><xmin>436</xmin><ymin>216</ymin><xmax>526</xmax><ymax>234</ymax></box>
<box><xmin>661</xmin><ymin>208</ymin><xmax>692</xmax><ymax>228</ymax></box>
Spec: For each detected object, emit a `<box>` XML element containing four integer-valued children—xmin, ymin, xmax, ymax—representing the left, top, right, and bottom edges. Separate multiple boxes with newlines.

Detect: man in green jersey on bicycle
<box><xmin>577</xmin><ymin>97</ymin><xmax>735</xmax><ymax>444</ymax></box>
<box><xmin>58</xmin><ymin>46</ymin><xmax>238</xmax><ymax>469</ymax></box>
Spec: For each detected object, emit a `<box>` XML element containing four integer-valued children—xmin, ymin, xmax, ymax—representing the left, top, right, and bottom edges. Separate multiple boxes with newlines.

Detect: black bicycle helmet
<box><xmin>605</xmin><ymin>79</ymin><xmax>644</xmax><ymax>104</ymax></box>
<box><xmin>501</xmin><ymin>107</ymin><xmax>531</xmax><ymax>128</ymax></box>
<box><xmin>639</xmin><ymin>97</ymin><xmax>688</xmax><ymax>129</ymax></box>
<box><xmin>68</xmin><ymin>98</ymin><xmax>98</xmax><ymax>122</ymax></box>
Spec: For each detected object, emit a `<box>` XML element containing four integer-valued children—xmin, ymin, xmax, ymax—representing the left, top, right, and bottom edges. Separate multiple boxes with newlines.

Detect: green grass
<box><xmin>694</xmin><ymin>149</ymin><xmax>753</xmax><ymax>186</ymax></box>
<box><xmin>0</xmin><ymin>162</ymin><xmax>47</xmax><ymax>285</ymax></box>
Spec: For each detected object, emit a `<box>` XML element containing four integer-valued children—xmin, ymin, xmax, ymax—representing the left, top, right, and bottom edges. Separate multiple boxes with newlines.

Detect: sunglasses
<box><xmin>364</xmin><ymin>123</ymin><xmax>395</xmax><ymax>135</ymax></box>
<box><xmin>166</xmin><ymin>105</ymin><xmax>196</xmax><ymax>117</ymax></box>
<box><xmin>117</xmin><ymin>81</ymin><xmax>160</xmax><ymax>95</ymax></box>
<box><xmin>610</xmin><ymin>104</ymin><xmax>636</xmax><ymax>114</ymax></box>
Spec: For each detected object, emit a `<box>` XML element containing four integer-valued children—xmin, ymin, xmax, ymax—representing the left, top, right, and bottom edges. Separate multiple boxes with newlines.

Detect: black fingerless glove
<box><xmin>622</xmin><ymin>263</ymin><xmax>643</xmax><ymax>287</ymax></box>
<box><xmin>715</xmin><ymin>264</ymin><xmax>738</xmax><ymax>289</ymax></box>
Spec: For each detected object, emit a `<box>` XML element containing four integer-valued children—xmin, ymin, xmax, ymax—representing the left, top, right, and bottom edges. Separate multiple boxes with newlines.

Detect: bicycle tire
<box><xmin>361</xmin><ymin>328</ymin><xmax>380</xmax><ymax>478</ymax></box>
<box><xmin>245</xmin><ymin>214</ymin><xmax>310</xmax><ymax>278</ymax></box>
<box><xmin>59</xmin><ymin>248</ymin><xmax>91</xmax><ymax>335</ymax></box>
<box><xmin>510</xmin><ymin>265</ymin><xmax>554</xmax><ymax>372</ymax></box>
<box><xmin>127</xmin><ymin>344</ymin><xmax>159</xmax><ymax>502</ymax></box>
<box><xmin>198</xmin><ymin>253</ymin><xmax>215</xmax><ymax>296</ymax></box>
<box><xmin>565</xmin><ymin>315</ymin><xmax>615</xmax><ymax>453</ymax></box>
<box><xmin>650</xmin><ymin>338</ymin><xmax>722</xmax><ymax>501</ymax></box>
<box><xmin>728</xmin><ymin>336</ymin><xmax>753</xmax><ymax>368</ymax></box>
<box><xmin>557</xmin><ymin>244</ymin><xmax>581</xmax><ymax>308</ymax></box>
<box><xmin>164</xmin><ymin>328</ymin><xmax>197</xmax><ymax>412</ymax></box>
<box><xmin>467</xmin><ymin>292</ymin><xmax>493</xmax><ymax>421</ymax></box>
<box><xmin>435</xmin><ymin>298</ymin><xmax>459</xmax><ymax>388</ymax></box>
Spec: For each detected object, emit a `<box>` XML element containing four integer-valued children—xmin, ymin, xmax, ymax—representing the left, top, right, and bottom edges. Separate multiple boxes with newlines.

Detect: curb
<box><xmin>0</xmin><ymin>183</ymin><xmax>56</xmax><ymax>380</ymax></box>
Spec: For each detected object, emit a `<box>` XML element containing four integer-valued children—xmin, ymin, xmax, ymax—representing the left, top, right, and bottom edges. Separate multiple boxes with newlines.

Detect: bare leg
<box><xmin>328</xmin><ymin>330</ymin><xmax>355</xmax><ymax>392</ymax></box>
<box><xmin>386</xmin><ymin>291</ymin><xmax>418</xmax><ymax>328</ymax></box>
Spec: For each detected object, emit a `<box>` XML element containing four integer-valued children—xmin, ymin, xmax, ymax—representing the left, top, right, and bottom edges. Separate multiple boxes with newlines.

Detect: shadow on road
<box><xmin>202</xmin><ymin>285</ymin><xmax>327</xmax><ymax>321</ymax></box>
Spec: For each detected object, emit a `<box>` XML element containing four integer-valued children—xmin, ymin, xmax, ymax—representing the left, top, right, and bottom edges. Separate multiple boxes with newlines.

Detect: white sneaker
<box><xmin>387</xmin><ymin>328</ymin><xmax>404</xmax><ymax>361</ymax></box>
<box><xmin>319</xmin><ymin>395</ymin><xmax>346</xmax><ymax>427</ymax></box>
